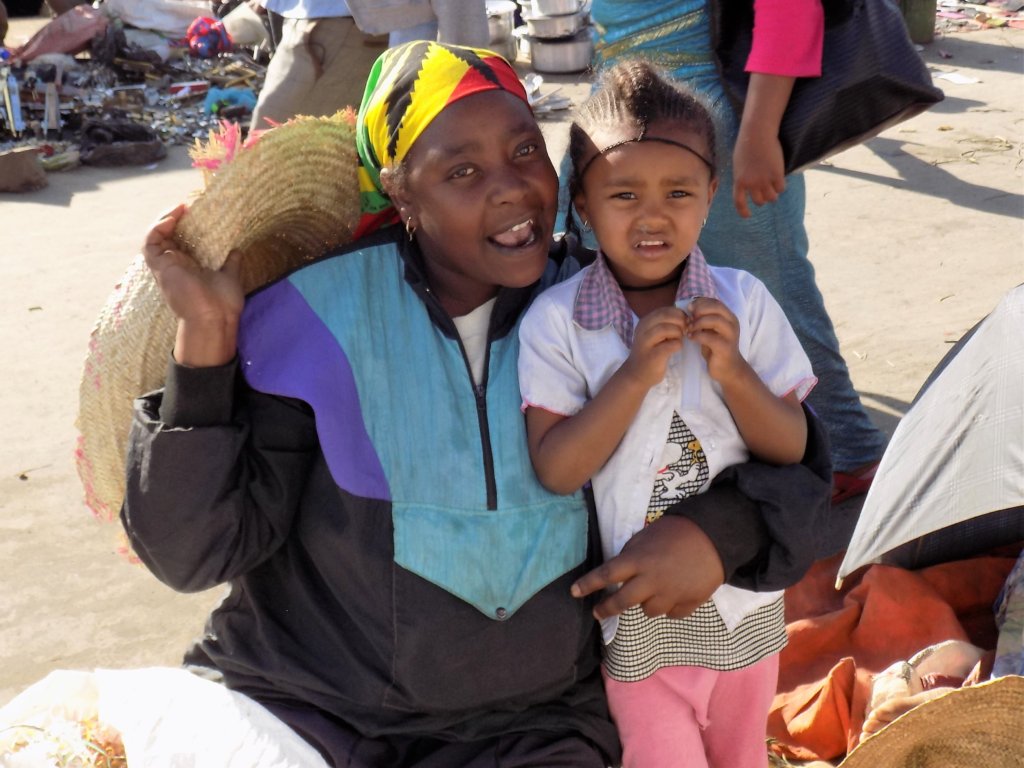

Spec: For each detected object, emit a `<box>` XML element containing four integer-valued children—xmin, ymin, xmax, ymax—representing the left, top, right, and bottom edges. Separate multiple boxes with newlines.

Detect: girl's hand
<box><xmin>143</xmin><ymin>204</ymin><xmax>245</xmax><ymax>366</ymax></box>
<box><xmin>732</xmin><ymin>129</ymin><xmax>786</xmax><ymax>219</ymax></box>
<box><xmin>571</xmin><ymin>515</ymin><xmax>724</xmax><ymax>620</ymax></box>
<box><xmin>686</xmin><ymin>298</ymin><xmax>747</xmax><ymax>382</ymax></box>
<box><xmin>621</xmin><ymin>307</ymin><xmax>688</xmax><ymax>388</ymax></box>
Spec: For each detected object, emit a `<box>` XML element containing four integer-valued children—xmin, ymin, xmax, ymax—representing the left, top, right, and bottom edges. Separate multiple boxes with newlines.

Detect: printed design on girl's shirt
<box><xmin>646</xmin><ymin>412</ymin><xmax>708</xmax><ymax>525</ymax></box>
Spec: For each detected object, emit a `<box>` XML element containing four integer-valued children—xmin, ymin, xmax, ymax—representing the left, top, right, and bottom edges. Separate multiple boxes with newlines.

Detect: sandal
<box><xmin>832</xmin><ymin>461</ymin><xmax>880</xmax><ymax>505</ymax></box>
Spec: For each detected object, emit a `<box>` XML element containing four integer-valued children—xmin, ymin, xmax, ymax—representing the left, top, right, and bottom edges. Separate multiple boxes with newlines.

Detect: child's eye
<box><xmin>449</xmin><ymin>166</ymin><xmax>476</xmax><ymax>180</ymax></box>
<box><xmin>612</xmin><ymin>191</ymin><xmax>636</xmax><ymax>200</ymax></box>
<box><xmin>669</xmin><ymin>190</ymin><xmax>690</xmax><ymax>199</ymax></box>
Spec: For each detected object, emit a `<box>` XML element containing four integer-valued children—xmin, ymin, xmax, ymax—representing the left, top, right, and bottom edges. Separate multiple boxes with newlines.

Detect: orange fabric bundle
<box><xmin>768</xmin><ymin>552</ymin><xmax>1016</xmax><ymax>761</ymax></box>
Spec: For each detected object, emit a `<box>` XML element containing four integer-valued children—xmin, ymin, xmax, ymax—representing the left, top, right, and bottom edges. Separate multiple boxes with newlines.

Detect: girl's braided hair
<box><xmin>566</xmin><ymin>58</ymin><xmax>722</xmax><ymax>240</ymax></box>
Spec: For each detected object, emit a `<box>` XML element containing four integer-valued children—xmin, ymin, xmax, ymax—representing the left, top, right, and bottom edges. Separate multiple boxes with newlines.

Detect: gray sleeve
<box><xmin>121</xmin><ymin>359</ymin><xmax>318</xmax><ymax>593</ymax></box>
<box><xmin>346</xmin><ymin>0</ymin><xmax>435</xmax><ymax>35</ymax></box>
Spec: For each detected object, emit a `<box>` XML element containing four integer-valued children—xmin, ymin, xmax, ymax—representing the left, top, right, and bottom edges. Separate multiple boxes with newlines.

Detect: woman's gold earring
<box><xmin>406</xmin><ymin>216</ymin><xmax>416</xmax><ymax>241</ymax></box>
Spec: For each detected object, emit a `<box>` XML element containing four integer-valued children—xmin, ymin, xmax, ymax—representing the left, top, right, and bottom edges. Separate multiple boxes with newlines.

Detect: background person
<box><xmin>248</xmin><ymin>0</ymin><xmax>386</xmax><ymax>130</ymax></box>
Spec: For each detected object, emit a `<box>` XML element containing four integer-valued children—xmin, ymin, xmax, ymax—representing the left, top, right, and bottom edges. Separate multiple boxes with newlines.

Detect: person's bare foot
<box><xmin>860</xmin><ymin>687</ymin><xmax>954</xmax><ymax>739</ymax></box>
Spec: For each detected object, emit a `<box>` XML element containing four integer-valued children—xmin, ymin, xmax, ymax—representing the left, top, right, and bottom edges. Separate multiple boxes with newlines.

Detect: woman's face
<box><xmin>389</xmin><ymin>91</ymin><xmax>559</xmax><ymax>317</ymax></box>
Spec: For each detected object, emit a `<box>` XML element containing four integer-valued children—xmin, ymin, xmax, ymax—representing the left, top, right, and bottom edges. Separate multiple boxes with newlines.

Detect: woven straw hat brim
<box><xmin>76</xmin><ymin>111</ymin><xmax>361</xmax><ymax>522</ymax></box>
<box><xmin>174</xmin><ymin>113</ymin><xmax>361</xmax><ymax>286</ymax></box>
<box><xmin>839</xmin><ymin>675</ymin><xmax>1024</xmax><ymax>768</ymax></box>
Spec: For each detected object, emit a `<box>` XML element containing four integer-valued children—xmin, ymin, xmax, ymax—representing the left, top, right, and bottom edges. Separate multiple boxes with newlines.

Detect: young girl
<box><xmin>518</xmin><ymin>60</ymin><xmax>817</xmax><ymax>768</ymax></box>
<box><xmin>583</xmin><ymin>0</ymin><xmax>888</xmax><ymax>501</ymax></box>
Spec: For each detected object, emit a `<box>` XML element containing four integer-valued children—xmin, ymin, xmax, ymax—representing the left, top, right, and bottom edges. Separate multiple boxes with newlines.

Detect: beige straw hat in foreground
<box><xmin>838</xmin><ymin>675</ymin><xmax>1024</xmax><ymax>768</ymax></box>
<box><xmin>76</xmin><ymin>110</ymin><xmax>361</xmax><ymax>524</ymax></box>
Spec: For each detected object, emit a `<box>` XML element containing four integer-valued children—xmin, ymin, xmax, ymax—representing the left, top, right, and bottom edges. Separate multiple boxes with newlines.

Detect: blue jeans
<box><xmin>701</xmin><ymin>165</ymin><xmax>886</xmax><ymax>472</ymax></box>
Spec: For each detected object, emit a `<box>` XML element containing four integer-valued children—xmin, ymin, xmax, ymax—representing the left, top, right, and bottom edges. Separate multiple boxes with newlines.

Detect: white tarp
<box><xmin>838</xmin><ymin>285</ymin><xmax>1024</xmax><ymax>582</ymax></box>
<box><xmin>0</xmin><ymin>667</ymin><xmax>330</xmax><ymax>767</ymax></box>
<box><xmin>102</xmin><ymin>0</ymin><xmax>213</xmax><ymax>38</ymax></box>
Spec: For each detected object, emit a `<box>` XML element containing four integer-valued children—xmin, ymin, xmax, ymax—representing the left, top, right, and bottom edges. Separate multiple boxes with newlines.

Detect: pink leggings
<box><xmin>603</xmin><ymin>654</ymin><xmax>779</xmax><ymax>768</ymax></box>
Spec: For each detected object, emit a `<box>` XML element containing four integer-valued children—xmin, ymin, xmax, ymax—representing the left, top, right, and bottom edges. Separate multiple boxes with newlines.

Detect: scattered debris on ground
<box><xmin>1</xmin><ymin>0</ymin><xmax>1022</xmax><ymax>191</ymax></box>
<box><xmin>1</xmin><ymin>1</ymin><xmax>267</xmax><ymax>188</ymax></box>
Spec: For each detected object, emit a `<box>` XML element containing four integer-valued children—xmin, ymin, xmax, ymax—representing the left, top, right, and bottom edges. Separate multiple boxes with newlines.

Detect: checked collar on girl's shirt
<box><xmin>572</xmin><ymin>246</ymin><xmax>719</xmax><ymax>347</ymax></box>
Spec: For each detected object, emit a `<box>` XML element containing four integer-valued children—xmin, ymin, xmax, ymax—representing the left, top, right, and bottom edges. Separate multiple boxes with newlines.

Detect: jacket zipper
<box><xmin>436</xmin><ymin>285</ymin><xmax>498</xmax><ymax>511</ymax></box>
<box><xmin>474</xmin><ymin>381</ymin><xmax>498</xmax><ymax>510</ymax></box>
<box><xmin>461</xmin><ymin>335</ymin><xmax>497</xmax><ymax>511</ymax></box>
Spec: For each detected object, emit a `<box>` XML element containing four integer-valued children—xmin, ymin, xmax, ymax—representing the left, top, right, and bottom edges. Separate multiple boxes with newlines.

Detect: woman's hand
<box><xmin>143</xmin><ymin>204</ymin><xmax>245</xmax><ymax>366</ymax></box>
<box><xmin>571</xmin><ymin>515</ymin><xmax>725</xmax><ymax>620</ymax></box>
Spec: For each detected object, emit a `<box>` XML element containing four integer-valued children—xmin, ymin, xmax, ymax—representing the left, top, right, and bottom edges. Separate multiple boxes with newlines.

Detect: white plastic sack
<box><xmin>101</xmin><ymin>0</ymin><xmax>213</xmax><ymax>37</ymax></box>
<box><xmin>0</xmin><ymin>667</ymin><xmax>330</xmax><ymax>767</ymax></box>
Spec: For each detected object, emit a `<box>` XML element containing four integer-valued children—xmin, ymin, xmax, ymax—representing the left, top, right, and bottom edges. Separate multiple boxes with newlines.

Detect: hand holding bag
<box><xmin>712</xmin><ymin>0</ymin><xmax>945</xmax><ymax>175</ymax></box>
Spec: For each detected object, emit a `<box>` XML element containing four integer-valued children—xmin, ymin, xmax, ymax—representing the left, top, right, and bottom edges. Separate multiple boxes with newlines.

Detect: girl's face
<box><xmin>385</xmin><ymin>91</ymin><xmax>559</xmax><ymax>318</ymax></box>
<box><xmin>574</xmin><ymin>121</ymin><xmax>718</xmax><ymax>288</ymax></box>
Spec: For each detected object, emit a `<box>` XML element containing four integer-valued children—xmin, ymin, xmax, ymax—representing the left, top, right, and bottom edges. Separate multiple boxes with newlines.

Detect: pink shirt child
<box><xmin>746</xmin><ymin>0</ymin><xmax>824</xmax><ymax>77</ymax></box>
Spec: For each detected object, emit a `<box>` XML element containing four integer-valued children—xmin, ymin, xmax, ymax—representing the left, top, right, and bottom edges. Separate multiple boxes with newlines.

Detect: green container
<box><xmin>900</xmin><ymin>0</ymin><xmax>936</xmax><ymax>44</ymax></box>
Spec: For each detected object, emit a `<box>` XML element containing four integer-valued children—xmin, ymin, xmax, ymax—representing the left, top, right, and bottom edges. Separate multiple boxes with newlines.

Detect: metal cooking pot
<box><xmin>487</xmin><ymin>0</ymin><xmax>517</xmax><ymax>42</ymax></box>
<box><xmin>527</xmin><ymin>26</ymin><xmax>594</xmax><ymax>74</ymax></box>
<box><xmin>531</xmin><ymin>0</ymin><xmax>580</xmax><ymax>16</ymax></box>
<box><xmin>522</xmin><ymin>9</ymin><xmax>584</xmax><ymax>39</ymax></box>
<box><xmin>486</xmin><ymin>0</ymin><xmax>519</xmax><ymax>62</ymax></box>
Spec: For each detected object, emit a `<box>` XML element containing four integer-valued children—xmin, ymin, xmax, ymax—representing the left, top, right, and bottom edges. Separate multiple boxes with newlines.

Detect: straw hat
<box><xmin>76</xmin><ymin>110</ymin><xmax>361</xmax><ymax>523</ymax></box>
<box><xmin>839</xmin><ymin>675</ymin><xmax>1024</xmax><ymax>768</ymax></box>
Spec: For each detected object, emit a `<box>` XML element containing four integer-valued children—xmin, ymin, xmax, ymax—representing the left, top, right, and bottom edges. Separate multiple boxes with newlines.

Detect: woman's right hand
<box><xmin>571</xmin><ymin>515</ymin><xmax>724</xmax><ymax>620</ymax></box>
<box><xmin>143</xmin><ymin>204</ymin><xmax>245</xmax><ymax>367</ymax></box>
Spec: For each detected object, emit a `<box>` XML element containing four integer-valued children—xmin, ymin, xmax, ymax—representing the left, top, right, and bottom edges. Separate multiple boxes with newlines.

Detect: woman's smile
<box><xmin>489</xmin><ymin>217</ymin><xmax>538</xmax><ymax>249</ymax></box>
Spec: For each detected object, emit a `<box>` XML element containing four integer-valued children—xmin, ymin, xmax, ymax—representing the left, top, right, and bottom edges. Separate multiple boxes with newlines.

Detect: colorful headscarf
<box><xmin>354</xmin><ymin>41</ymin><xmax>529</xmax><ymax>239</ymax></box>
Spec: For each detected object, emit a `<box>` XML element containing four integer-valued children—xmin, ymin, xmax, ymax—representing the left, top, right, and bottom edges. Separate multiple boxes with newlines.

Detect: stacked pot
<box><xmin>486</xmin><ymin>0</ymin><xmax>519</xmax><ymax>64</ymax></box>
<box><xmin>518</xmin><ymin>0</ymin><xmax>594</xmax><ymax>74</ymax></box>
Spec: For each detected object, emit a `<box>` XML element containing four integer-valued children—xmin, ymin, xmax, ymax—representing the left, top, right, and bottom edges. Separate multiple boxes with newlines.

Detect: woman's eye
<box><xmin>449</xmin><ymin>166</ymin><xmax>476</xmax><ymax>180</ymax></box>
<box><xmin>515</xmin><ymin>142</ymin><xmax>539</xmax><ymax>158</ymax></box>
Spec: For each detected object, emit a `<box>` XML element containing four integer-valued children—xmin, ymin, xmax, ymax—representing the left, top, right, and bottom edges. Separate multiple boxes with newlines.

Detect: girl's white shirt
<box><xmin>518</xmin><ymin>264</ymin><xmax>816</xmax><ymax>641</ymax></box>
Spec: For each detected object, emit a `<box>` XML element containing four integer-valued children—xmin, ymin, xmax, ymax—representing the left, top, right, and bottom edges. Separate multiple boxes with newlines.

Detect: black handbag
<box><xmin>712</xmin><ymin>0</ymin><xmax>945</xmax><ymax>175</ymax></box>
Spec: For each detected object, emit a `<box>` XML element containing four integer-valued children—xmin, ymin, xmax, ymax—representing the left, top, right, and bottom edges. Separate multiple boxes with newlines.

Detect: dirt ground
<box><xmin>1</xmin><ymin>17</ymin><xmax>1022</xmax><ymax>714</ymax></box>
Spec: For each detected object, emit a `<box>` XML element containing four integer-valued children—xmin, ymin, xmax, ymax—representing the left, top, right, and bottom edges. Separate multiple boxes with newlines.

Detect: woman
<box><xmin>125</xmin><ymin>41</ymin><xmax>831</xmax><ymax>767</ymax></box>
